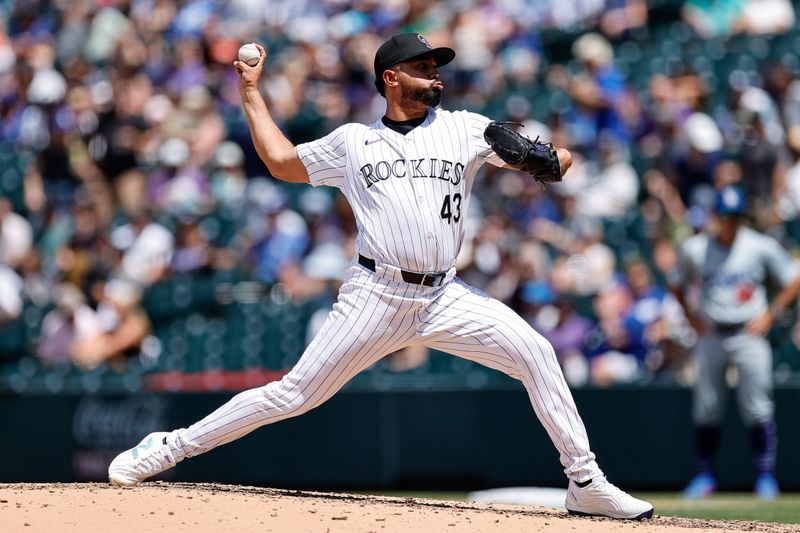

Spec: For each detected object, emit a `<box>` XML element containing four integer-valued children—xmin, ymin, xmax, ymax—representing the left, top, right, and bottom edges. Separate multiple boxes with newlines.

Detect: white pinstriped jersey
<box><xmin>296</xmin><ymin>108</ymin><xmax>505</xmax><ymax>273</ymax></box>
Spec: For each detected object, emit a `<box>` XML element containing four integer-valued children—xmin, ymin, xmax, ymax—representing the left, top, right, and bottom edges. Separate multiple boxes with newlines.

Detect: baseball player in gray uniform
<box><xmin>669</xmin><ymin>185</ymin><xmax>800</xmax><ymax>499</ymax></box>
<box><xmin>108</xmin><ymin>33</ymin><xmax>653</xmax><ymax>520</ymax></box>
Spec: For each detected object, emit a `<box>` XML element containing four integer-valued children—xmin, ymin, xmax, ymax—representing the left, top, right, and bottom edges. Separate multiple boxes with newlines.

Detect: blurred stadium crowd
<box><xmin>1</xmin><ymin>0</ymin><xmax>800</xmax><ymax>392</ymax></box>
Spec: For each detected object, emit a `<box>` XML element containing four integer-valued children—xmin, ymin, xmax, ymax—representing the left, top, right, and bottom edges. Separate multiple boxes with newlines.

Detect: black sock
<box><xmin>695</xmin><ymin>425</ymin><xmax>720</xmax><ymax>475</ymax></box>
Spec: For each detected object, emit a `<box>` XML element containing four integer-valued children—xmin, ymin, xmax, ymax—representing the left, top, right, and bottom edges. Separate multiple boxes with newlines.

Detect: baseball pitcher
<box><xmin>108</xmin><ymin>33</ymin><xmax>653</xmax><ymax>520</ymax></box>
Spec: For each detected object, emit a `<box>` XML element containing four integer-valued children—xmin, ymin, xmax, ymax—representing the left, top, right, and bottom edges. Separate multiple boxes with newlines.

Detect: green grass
<box><xmin>372</xmin><ymin>491</ymin><xmax>800</xmax><ymax>524</ymax></box>
<box><xmin>640</xmin><ymin>493</ymin><xmax>800</xmax><ymax>524</ymax></box>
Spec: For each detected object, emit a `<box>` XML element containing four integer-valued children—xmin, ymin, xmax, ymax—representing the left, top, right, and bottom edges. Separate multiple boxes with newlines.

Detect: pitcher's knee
<box><xmin>256</xmin><ymin>375</ymin><xmax>322</xmax><ymax>418</ymax></box>
<box><xmin>513</xmin><ymin>331</ymin><xmax>558</xmax><ymax>364</ymax></box>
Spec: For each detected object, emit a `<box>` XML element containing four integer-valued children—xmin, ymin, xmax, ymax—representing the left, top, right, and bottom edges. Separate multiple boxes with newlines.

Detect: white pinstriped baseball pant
<box><xmin>167</xmin><ymin>262</ymin><xmax>603</xmax><ymax>482</ymax></box>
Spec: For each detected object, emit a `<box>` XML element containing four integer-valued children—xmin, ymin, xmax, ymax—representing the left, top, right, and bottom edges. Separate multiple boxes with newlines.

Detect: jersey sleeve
<box><xmin>296</xmin><ymin>125</ymin><xmax>349</xmax><ymax>188</ymax></box>
<box><xmin>465</xmin><ymin>112</ymin><xmax>507</xmax><ymax>168</ymax></box>
<box><xmin>763</xmin><ymin>236</ymin><xmax>799</xmax><ymax>286</ymax></box>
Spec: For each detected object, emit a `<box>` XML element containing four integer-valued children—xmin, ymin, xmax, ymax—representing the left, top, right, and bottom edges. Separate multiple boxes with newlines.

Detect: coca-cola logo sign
<box><xmin>72</xmin><ymin>396</ymin><xmax>167</xmax><ymax>448</ymax></box>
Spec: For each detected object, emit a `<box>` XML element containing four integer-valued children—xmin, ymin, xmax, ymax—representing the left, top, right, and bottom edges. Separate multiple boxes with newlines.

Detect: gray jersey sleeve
<box><xmin>296</xmin><ymin>125</ymin><xmax>350</xmax><ymax>188</ymax></box>
<box><xmin>762</xmin><ymin>235</ymin><xmax>799</xmax><ymax>287</ymax></box>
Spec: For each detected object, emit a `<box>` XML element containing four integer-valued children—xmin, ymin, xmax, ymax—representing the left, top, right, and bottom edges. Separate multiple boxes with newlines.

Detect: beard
<box><xmin>401</xmin><ymin>83</ymin><xmax>442</xmax><ymax>108</ymax></box>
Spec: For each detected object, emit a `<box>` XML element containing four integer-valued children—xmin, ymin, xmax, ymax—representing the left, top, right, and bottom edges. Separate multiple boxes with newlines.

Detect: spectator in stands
<box><xmin>781</xmin><ymin>91</ymin><xmax>800</xmax><ymax>147</ymax></box>
<box><xmin>643</xmin><ymin>73</ymin><xmax>707</xmax><ymax>165</ymax></box>
<box><xmin>642</xmin><ymin>169</ymin><xmax>693</xmax><ymax>243</ymax></box>
<box><xmin>736</xmin><ymin>115</ymin><xmax>786</xmax><ymax>221</ymax></box>
<box><xmin>584</xmin><ymin>260</ymin><xmax>692</xmax><ymax>386</ymax></box>
<box><xmin>520</xmin><ymin>282</ymin><xmax>593</xmax><ymax>386</ymax></box>
<box><xmin>573</xmin><ymin>132</ymin><xmax>640</xmax><ymax>221</ymax></box>
<box><xmin>0</xmin><ymin>198</ymin><xmax>33</xmax><ymax>269</ymax></box>
<box><xmin>53</xmin><ymin>196</ymin><xmax>112</xmax><ymax>291</ymax></box>
<box><xmin>565</xmin><ymin>32</ymin><xmax>631</xmax><ymax>151</ymax></box>
<box><xmin>148</xmin><ymin>137</ymin><xmax>212</xmax><ymax>217</ymax></box>
<box><xmin>38</xmin><ymin>282</ymin><xmax>102</xmax><ymax>367</ymax></box>
<box><xmin>585</xmin><ymin>278</ymin><xmax>640</xmax><ymax>386</ymax></box>
<box><xmin>727</xmin><ymin>81</ymin><xmax>786</xmax><ymax>149</ymax></box>
<box><xmin>109</xmin><ymin>211</ymin><xmax>174</xmax><ymax>288</ymax></box>
<box><xmin>93</xmin><ymin>74</ymin><xmax>151</xmax><ymax>183</ymax></box>
<box><xmin>734</xmin><ymin>0</ymin><xmax>796</xmax><ymax>35</ymax></box>
<box><xmin>536</xmin><ymin>216</ymin><xmax>617</xmax><ymax>297</ymax></box>
<box><xmin>71</xmin><ymin>278</ymin><xmax>150</xmax><ymax>371</ymax></box>
<box><xmin>170</xmin><ymin>217</ymin><xmax>211</xmax><ymax>274</ymax></box>
<box><xmin>0</xmin><ymin>264</ymin><xmax>23</xmax><ymax>326</ymax></box>
<box><xmin>299</xmin><ymin>187</ymin><xmax>350</xmax><ymax>253</ymax></box>
<box><xmin>17</xmin><ymin>248</ymin><xmax>50</xmax><ymax>309</ymax></box>
<box><xmin>684</xmin><ymin>0</ymin><xmax>794</xmax><ymax>38</ymax></box>
<box><xmin>463</xmin><ymin>215</ymin><xmax>523</xmax><ymax>303</ymax></box>
<box><xmin>173</xmin><ymin>85</ymin><xmax>227</xmax><ymax>168</ymax></box>
<box><xmin>243</xmin><ymin>179</ymin><xmax>309</xmax><ymax>284</ymax></box>
<box><xmin>682</xmin><ymin>0</ymin><xmax>747</xmax><ymax>38</ymax></box>
<box><xmin>506</xmin><ymin>175</ymin><xmax>560</xmax><ymax>231</ymax></box>
<box><xmin>210</xmin><ymin>141</ymin><xmax>248</xmax><ymax>212</ymax></box>
<box><xmin>666</xmin><ymin>112</ymin><xmax>724</xmax><ymax>206</ymax></box>
<box><xmin>542</xmin><ymin>0</ymin><xmax>606</xmax><ymax>30</ymax></box>
<box><xmin>624</xmin><ymin>258</ymin><xmax>693</xmax><ymax>381</ymax></box>
<box><xmin>599</xmin><ymin>0</ymin><xmax>649</xmax><ymax>40</ymax></box>
<box><xmin>778</xmin><ymin>130</ymin><xmax>800</xmax><ymax>225</ymax></box>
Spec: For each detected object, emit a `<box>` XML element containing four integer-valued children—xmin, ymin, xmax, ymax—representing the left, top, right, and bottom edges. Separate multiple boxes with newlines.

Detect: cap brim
<box><xmin>407</xmin><ymin>47</ymin><xmax>455</xmax><ymax>68</ymax></box>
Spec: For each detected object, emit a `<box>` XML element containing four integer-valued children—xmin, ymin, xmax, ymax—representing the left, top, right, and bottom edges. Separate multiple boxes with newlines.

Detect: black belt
<box><xmin>711</xmin><ymin>322</ymin><xmax>746</xmax><ymax>334</ymax></box>
<box><xmin>358</xmin><ymin>254</ymin><xmax>447</xmax><ymax>287</ymax></box>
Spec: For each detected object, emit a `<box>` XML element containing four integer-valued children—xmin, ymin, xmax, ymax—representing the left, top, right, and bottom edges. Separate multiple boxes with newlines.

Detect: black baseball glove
<box><xmin>483</xmin><ymin>121</ymin><xmax>562</xmax><ymax>185</ymax></box>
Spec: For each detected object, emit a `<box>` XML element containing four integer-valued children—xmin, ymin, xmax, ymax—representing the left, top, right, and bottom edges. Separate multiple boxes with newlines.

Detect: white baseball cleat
<box><xmin>565</xmin><ymin>476</ymin><xmax>654</xmax><ymax>520</ymax></box>
<box><xmin>108</xmin><ymin>432</ymin><xmax>176</xmax><ymax>487</ymax></box>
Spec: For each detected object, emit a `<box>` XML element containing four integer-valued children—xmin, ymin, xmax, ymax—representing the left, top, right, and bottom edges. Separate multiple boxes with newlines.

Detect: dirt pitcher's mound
<box><xmin>0</xmin><ymin>482</ymin><xmax>793</xmax><ymax>533</ymax></box>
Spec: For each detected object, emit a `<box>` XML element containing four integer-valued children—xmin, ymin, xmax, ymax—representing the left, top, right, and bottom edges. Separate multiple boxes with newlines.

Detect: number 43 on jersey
<box><xmin>440</xmin><ymin>193</ymin><xmax>462</xmax><ymax>224</ymax></box>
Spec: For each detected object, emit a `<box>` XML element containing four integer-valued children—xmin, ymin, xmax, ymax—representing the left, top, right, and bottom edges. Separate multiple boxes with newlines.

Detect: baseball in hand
<box><xmin>238</xmin><ymin>43</ymin><xmax>261</xmax><ymax>67</ymax></box>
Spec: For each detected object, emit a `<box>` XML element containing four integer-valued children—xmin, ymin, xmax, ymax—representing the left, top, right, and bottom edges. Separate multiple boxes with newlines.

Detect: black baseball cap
<box><xmin>374</xmin><ymin>33</ymin><xmax>455</xmax><ymax>95</ymax></box>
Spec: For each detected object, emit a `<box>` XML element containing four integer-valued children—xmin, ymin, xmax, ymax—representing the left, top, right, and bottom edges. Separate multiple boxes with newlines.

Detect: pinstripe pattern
<box><xmin>172</xmin><ymin>265</ymin><xmax>421</xmax><ymax>457</ymax></box>
<box><xmin>415</xmin><ymin>278</ymin><xmax>600</xmax><ymax>481</ymax></box>
<box><xmin>162</xmin><ymin>108</ymin><xmax>602</xmax><ymax>485</ymax></box>
<box><xmin>168</xmin><ymin>270</ymin><xmax>601</xmax><ymax>483</ymax></box>
<box><xmin>296</xmin><ymin>108</ymin><xmax>504</xmax><ymax>273</ymax></box>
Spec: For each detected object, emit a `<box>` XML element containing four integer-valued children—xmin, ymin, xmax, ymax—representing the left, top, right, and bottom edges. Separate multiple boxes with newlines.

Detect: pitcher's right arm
<box><xmin>235</xmin><ymin>44</ymin><xmax>309</xmax><ymax>184</ymax></box>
